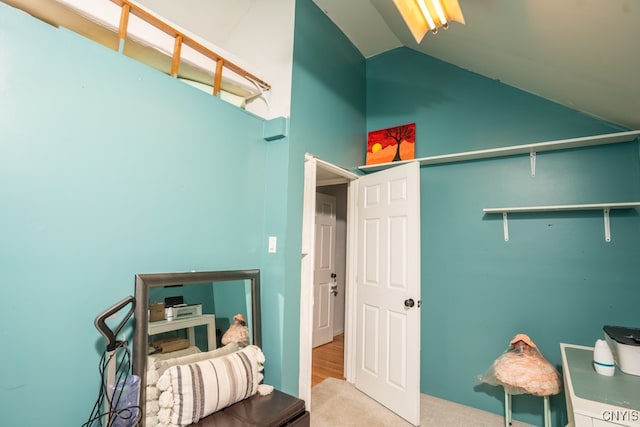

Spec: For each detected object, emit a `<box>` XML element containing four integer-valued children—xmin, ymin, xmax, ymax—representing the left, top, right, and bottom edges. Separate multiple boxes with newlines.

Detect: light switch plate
<box><xmin>268</xmin><ymin>236</ymin><xmax>277</xmax><ymax>253</ymax></box>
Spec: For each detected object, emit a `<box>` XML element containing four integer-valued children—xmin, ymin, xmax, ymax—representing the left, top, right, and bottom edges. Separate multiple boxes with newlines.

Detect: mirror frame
<box><xmin>133</xmin><ymin>269</ymin><xmax>261</xmax><ymax>421</ymax></box>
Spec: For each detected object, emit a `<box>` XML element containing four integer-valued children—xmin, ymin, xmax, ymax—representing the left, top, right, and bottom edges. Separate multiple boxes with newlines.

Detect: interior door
<box><xmin>354</xmin><ymin>161</ymin><xmax>421</xmax><ymax>426</ymax></box>
<box><xmin>312</xmin><ymin>192</ymin><xmax>337</xmax><ymax>348</ymax></box>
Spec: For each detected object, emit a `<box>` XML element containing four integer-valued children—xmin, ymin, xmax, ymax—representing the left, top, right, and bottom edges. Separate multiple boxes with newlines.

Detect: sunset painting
<box><xmin>366</xmin><ymin>123</ymin><xmax>416</xmax><ymax>165</ymax></box>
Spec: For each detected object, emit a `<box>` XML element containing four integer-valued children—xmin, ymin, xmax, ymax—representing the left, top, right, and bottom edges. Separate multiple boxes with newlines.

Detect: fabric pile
<box><xmin>478</xmin><ymin>333</ymin><xmax>562</xmax><ymax>396</ymax></box>
<box><xmin>145</xmin><ymin>361</ymin><xmax>161</xmax><ymax>426</ymax></box>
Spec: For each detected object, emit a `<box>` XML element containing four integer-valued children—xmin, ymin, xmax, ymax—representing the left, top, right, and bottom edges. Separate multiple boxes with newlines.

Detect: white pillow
<box><xmin>157</xmin><ymin>345</ymin><xmax>265</xmax><ymax>426</ymax></box>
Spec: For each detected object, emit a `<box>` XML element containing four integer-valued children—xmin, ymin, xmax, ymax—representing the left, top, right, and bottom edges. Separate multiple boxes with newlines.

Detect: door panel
<box><xmin>312</xmin><ymin>192</ymin><xmax>337</xmax><ymax>348</ymax></box>
<box><xmin>362</xmin><ymin>304</ymin><xmax>380</xmax><ymax>375</ymax></box>
<box><xmin>363</xmin><ymin>218</ymin><xmax>381</xmax><ymax>283</ymax></box>
<box><xmin>355</xmin><ymin>162</ymin><xmax>421</xmax><ymax>426</ymax></box>
<box><xmin>387</xmin><ymin>311</ymin><xmax>407</xmax><ymax>388</ymax></box>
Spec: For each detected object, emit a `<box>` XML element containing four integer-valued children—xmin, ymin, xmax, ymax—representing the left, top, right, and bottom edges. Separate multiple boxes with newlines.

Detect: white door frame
<box><xmin>299</xmin><ymin>153</ymin><xmax>359</xmax><ymax>408</ymax></box>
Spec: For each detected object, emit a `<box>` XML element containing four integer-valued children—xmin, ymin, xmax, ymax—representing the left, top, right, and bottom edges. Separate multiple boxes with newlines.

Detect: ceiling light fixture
<box><xmin>393</xmin><ymin>0</ymin><xmax>465</xmax><ymax>43</ymax></box>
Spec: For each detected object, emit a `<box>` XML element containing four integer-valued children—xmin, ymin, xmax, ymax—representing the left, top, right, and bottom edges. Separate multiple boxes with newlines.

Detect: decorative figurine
<box><xmin>221</xmin><ymin>313</ymin><xmax>250</xmax><ymax>348</ymax></box>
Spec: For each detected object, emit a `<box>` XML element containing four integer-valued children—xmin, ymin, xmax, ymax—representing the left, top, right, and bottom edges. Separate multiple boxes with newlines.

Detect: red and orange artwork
<box><xmin>366</xmin><ymin>123</ymin><xmax>416</xmax><ymax>165</ymax></box>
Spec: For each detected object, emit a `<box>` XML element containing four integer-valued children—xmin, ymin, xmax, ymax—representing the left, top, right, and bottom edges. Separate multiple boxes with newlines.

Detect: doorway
<box><xmin>298</xmin><ymin>154</ymin><xmax>358</xmax><ymax>407</ymax></box>
<box><xmin>312</xmin><ymin>185</ymin><xmax>348</xmax><ymax>347</ymax></box>
<box><xmin>312</xmin><ymin>184</ymin><xmax>348</xmax><ymax>384</ymax></box>
<box><xmin>298</xmin><ymin>155</ymin><xmax>421</xmax><ymax>426</ymax></box>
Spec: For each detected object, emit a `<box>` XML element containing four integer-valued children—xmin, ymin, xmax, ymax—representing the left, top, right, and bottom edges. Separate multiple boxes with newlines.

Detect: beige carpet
<box><xmin>310</xmin><ymin>378</ymin><xmax>533</xmax><ymax>427</ymax></box>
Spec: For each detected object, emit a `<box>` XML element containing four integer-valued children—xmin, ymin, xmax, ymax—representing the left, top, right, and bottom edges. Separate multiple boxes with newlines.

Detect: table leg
<box><xmin>207</xmin><ymin>322</ymin><xmax>216</xmax><ymax>350</ymax></box>
<box><xmin>505</xmin><ymin>389</ymin><xmax>512</xmax><ymax>427</ymax></box>
<box><xmin>544</xmin><ymin>395</ymin><xmax>551</xmax><ymax>427</ymax></box>
<box><xmin>187</xmin><ymin>327</ymin><xmax>195</xmax><ymax>346</ymax></box>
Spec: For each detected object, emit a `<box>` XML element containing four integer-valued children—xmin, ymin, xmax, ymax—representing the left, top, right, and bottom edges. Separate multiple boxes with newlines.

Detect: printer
<box><xmin>173</xmin><ymin>304</ymin><xmax>202</xmax><ymax>318</ymax></box>
<box><xmin>164</xmin><ymin>296</ymin><xmax>203</xmax><ymax>319</ymax></box>
<box><xmin>604</xmin><ymin>325</ymin><xmax>640</xmax><ymax>376</ymax></box>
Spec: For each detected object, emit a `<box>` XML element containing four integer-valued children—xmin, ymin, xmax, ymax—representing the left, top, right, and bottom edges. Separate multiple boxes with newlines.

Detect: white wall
<box><xmin>136</xmin><ymin>0</ymin><xmax>295</xmax><ymax>119</ymax></box>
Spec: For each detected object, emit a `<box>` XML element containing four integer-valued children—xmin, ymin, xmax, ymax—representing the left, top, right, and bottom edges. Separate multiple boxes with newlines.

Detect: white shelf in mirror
<box><xmin>148</xmin><ymin>314</ymin><xmax>216</xmax><ymax>351</ymax></box>
<box><xmin>358</xmin><ymin>130</ymin><xmax>640</xmax><ymax>174</ymax></box>
<box><xmin>483</xmin><ymin>202</ymin><xmax>640</xmax><ymax>242</ymax></box>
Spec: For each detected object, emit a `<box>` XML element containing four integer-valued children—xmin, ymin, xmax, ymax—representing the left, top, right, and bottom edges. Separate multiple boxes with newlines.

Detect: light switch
<box><xmin>268</xmin><ymin>236</ymin><xmax>277</xmax><ymax>253</ymax></box>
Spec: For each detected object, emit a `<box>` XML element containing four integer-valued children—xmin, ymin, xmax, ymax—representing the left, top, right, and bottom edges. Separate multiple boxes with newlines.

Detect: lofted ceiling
<box><xmin>4</xmin><ymin>0</ymin><xmax>638</xmax><ymax>130</ymax></box>
<box><xmin>312</xmin><ymin>0</ymin><xmax>640</xmax><ymax>131</ymax></box>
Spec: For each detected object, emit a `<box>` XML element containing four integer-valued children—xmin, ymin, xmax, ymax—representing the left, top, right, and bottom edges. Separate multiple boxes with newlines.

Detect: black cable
<box><xmin>82</xmin><ymin>341</ymin><xmax>141</xmax><ymax>427</ymax></box>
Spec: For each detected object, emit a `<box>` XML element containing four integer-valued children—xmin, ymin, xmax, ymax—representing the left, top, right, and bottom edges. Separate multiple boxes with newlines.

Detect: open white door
<box><xmin>354</xmin><ymin>161</ymin><xmax>421</xmax><ymax>426</ymax></box>
<box><xmin>312</xmin><ymin>192</ymin><xmax>337</xmax><ymax>348</ymax></box>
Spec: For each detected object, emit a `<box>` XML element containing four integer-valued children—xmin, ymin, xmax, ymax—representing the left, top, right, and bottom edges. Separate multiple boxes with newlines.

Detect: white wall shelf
<box><xmin>358</xmin><ymin>130</ymin><xmax>640</xmax><ymax>173</ymax></box>
<box><xmin>483</xmin><ymin>202</ymin><xmax>640</xmax><ymax>242</ymax></box>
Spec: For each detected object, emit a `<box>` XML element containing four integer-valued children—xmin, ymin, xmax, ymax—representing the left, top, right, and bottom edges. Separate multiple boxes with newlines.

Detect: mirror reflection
<box><xmin>133</xmin><ymin>269</ymin><xmax>261</xmax><ymax>426</ymax></box>
<box><xmin>147</xmin><ymin>279</ymin><xmax>254</xmax><ymax>355</ymax></box>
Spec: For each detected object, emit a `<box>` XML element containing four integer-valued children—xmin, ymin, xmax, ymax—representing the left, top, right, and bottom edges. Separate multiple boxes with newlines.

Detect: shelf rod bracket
<box><xmin>530</xmin><ymin>151</ymin><xmax>536</xmax><ymax>176</ymax></box>
<box><xmin>603</xmin><ymin>208</ymin><xmax>611</xmax><ymax>242</ymax></box>
<box><xmin>502</xmin><ymin>212</ymin><xmax>509</xmax><ymax>242</ymax></box>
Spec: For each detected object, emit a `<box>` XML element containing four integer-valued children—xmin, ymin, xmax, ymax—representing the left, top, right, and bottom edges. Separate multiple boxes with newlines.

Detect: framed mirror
<box><xmin>132</xmin><ymin>269</ymin><xmax>261</xmax><ymax>423</ymax></box>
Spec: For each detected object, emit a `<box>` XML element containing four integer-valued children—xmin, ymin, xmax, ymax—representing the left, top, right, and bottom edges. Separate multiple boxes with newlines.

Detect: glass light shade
<box><xmin>393</xmin><ymin>0</ymin><xmax>465</xmax><ymax>43</ymax></box>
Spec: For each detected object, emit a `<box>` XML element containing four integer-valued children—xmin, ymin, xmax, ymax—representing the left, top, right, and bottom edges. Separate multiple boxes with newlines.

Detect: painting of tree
<box><xmin>366</xmin><ymin>123</ymin><xmax>416</xmax><ymax>165</ymax></box>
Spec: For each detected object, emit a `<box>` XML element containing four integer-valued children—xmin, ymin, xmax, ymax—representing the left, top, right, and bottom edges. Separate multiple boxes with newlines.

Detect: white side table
<box><xmin>149</xmin><ymin>314</ymin><xmax>216</xmax><ymax>351</ymax></box>
<box><xmin>560</xmin><ymin>343</ymin><xmax>640</xmax><ymax>427</ymax></box>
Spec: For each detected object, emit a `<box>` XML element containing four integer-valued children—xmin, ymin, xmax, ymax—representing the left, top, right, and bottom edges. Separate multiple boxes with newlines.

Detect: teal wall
<box><xmin>0</xmin><ymin>3</ymin><xmax>274</xmax><ymax>425</ymax></box>
<box><xmin>279</xmin><ymin>0</ymin><xmax>366</xmax><ymax>393</ymax></box>
<box><xmin>212</xmin><ymin>280</ymin><xmax>250</xmax><ymax>336</ymax></box>
<box><xmin>367</xmin><ymin>48</ymin><xmax>640</xmax><ymax>425</ymax></box>
<box><xmin>0</xmin><ymin>2</ymin><xmax>365</xmax><ymax>424</ymax></box>
<box><xmin>290</xmin><ymin>0</ymin><xmax>366</xmax><ymax>169</ymax></box>
<box><xmin>4</xmin><ymin>0</ymin><xmax>637</xmax><ymax>425</ymax></box>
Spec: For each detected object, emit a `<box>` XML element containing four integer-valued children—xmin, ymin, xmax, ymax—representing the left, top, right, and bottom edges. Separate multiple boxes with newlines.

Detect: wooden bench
<box><xmin>193</xmin><ymin>389</ymin><xmax>309</xmax><ymax>426</ymax></box>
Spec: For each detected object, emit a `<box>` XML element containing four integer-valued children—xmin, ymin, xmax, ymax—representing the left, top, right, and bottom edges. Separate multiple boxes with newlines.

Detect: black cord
<box><xmin>83</xmin><ymin>341</ymin><xmax>141</xmax><ymax>427</ymax></box>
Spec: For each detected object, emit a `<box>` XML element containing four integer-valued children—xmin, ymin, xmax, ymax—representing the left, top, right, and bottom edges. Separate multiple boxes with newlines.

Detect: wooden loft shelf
<box><xmin>359</xmin><ymin>130</ymin><xmax>640</xmax><ymax>173</ymax></box>
<box><xmin>111</xmin><ymin>0</ymin><xmax>270</xmax><ymax>96</ymax></box>
<box><xmin>483</xmin><ymin>202</ymin><xmax>640</xmax><ymax>242</ymax></box>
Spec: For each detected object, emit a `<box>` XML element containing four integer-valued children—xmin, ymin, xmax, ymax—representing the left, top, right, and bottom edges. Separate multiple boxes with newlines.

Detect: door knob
<box><xmin>404</xmin><ymin>298</ymin><xmax>415</xmax><ymax>308</ymax></box>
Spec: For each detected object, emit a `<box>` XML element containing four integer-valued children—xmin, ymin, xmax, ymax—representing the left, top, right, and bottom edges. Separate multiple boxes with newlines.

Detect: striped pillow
<box><xmin>156</xmin><ymin>342</ymin><xmax>241</xmax><ymax>376</ymax></box>
<box><xmin>157</xmin><ymin>345</ymin><xmax>265</xmax><ymax>426</ymax></box>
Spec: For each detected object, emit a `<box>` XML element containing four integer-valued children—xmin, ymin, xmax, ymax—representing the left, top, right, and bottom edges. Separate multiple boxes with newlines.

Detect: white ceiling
<box><xmin>5</xmin><ymin>0</ymin><xmax>638</xmax><ymax>129</ymax></box>
<box><xmin>312</xmin><ymin>0</ymin><xmax>640</xmax><ymax>131</ymax></box>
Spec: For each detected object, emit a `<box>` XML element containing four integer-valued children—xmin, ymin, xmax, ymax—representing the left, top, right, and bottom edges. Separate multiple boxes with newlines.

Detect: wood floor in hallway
<box><xmin>312</xmin><ymin>333</ymin><xmax>345</xmax><ymax>386</ymax></box>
